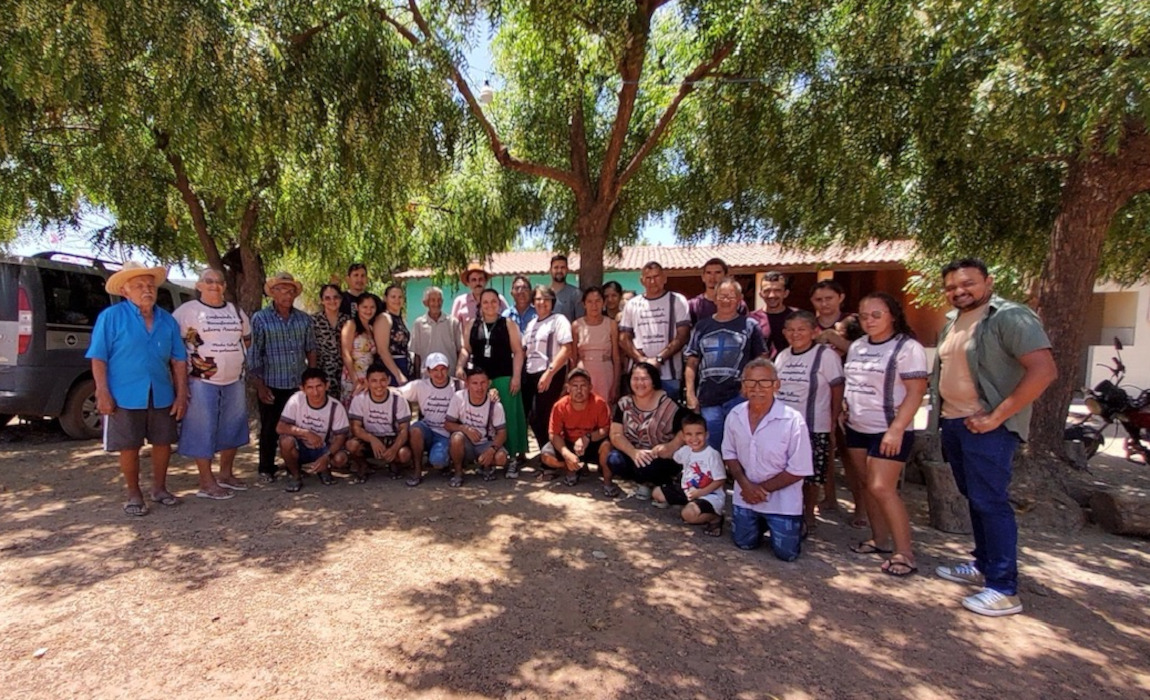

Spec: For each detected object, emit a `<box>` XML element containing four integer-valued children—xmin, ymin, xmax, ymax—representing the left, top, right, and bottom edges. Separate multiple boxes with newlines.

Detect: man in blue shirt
<box><xmin>249</xmin><ymin>271</ymin><xmax>317</xmax><ymax>482</ymax></box>
<box><xmin>87</xmin><ymin>262</ymin><xmax>188</xmax><ymax>517</ymax></box>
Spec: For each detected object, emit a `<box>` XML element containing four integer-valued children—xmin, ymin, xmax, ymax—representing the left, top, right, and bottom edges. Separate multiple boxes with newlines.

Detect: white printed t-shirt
<box><xmin>619</xmin><ymin>291</ymin><xmax>691</xmax><ymax>381</ymax></box>
<box><xmin>523</xmin><ymin>313</ymin><xmax>573</xmax><ymax>374</ymax></box>
<box><xmin>672</xmin><ymin>444</ymin><xmax>727</xmax><ymax>513</ymax></box>
<box><xmin>843</xmin><ymin>334</ymin><xmax>929</xmax><ymax>434</ymax></box>
<box><xmin>445</xmin><ymin>391</ymin><xmax>507</xmax><ymax>442</ymax></box>
<box><xmin>348</xmin><ymin>390</ymin><xmax>412</xmax><ymax>438</ymax></box>
<box><xmin>721</xmin><ymin>399</ymin><xmax>812</xmax><ymax>516</ymax></box>
<box><xmin>279</xmin><ymin>392</ymin><xmax>350</xmax><ymax>442</ymax></box>
<box><xmin>172</xmin><ymin>299</ymin><xmax>251</xmax><ymax>385</ymax></box>
<box><xmin>775</xmin><ymin>344</ymin><xmax>845</xmax><ymax>433</ymax></box>
<box><xmin>395</xmin><ymin>377</ymin><xmax>464</xmax><ymax>436</ymax></box>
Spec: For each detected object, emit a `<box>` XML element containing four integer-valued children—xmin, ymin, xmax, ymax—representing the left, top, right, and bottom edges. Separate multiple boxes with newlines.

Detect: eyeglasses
<box><xmin>741</xmin><ymin>378</ymin><xmax>778</xmax><ymax>388</ymax></box>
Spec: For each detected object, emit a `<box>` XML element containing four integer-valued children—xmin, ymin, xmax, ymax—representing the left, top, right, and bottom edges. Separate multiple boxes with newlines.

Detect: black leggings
<box><xmin>521</xmin><ymin>370</ymin><xmax>566</xmax><ymax>449</ymax></box>
<box><xmin>258</xmin><ymin>387</ymin><xmax>296</xmax><ymax>475</ymax></box>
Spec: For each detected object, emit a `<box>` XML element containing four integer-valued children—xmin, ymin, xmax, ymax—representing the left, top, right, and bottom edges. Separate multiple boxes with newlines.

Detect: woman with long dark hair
<box><xmin>842</xmin><ymin>292</ymin><xmax>928</xmax><ymax>578</ymax></box>
<box><xmin>313</xmin><ymin>283</ymin><xmax>350</xmax><ymax>399</ymax></box>
<box><xmin>340</xmin><ymin>294</ymin><xmax>378</xmax><ymax>403</ymax></box>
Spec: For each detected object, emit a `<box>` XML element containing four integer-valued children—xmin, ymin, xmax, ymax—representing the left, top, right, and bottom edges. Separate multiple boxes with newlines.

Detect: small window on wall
<box><xmin>1097</xmin><ymin>291</ymin><xmax>1138</xmax><ymax>346</ymax></box>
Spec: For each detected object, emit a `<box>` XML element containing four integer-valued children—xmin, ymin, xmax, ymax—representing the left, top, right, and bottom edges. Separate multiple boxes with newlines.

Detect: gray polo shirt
<box><xmin>410</xmin><ymin>313</ymin><xmax>463</xmax><ymax>374</ymax></box>
<box><xmin>552</xmin><ymin>283</ymin><xmax>584</xmax><ymax>321</ymax></box>
<box><xmin>929</xmin><ymin>296</ymin><xmax>1052</xmax><ymax>441</ymax></box>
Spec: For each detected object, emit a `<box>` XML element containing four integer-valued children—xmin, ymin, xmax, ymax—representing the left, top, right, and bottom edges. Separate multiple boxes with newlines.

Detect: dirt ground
<box><xmin>1</xmin><ymin>420</ymin><xmax>1148</xmax><ymax>699</ymax></box>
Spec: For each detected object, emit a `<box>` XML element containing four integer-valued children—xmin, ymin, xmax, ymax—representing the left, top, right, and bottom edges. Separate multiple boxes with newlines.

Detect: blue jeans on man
<box><xmin>940</xmin><ymin>418</ymin><xmax>1021</xmax><ymax>595</ymax></box>
<box><xmin>731</xmin><ymin>506</ymin><xmax>803</xmax><ymax>561</ymax></box>
<box><xmin>700</xmin><ymin>395</ymin><xmax>746</xmax><ymax>451</ymax></box>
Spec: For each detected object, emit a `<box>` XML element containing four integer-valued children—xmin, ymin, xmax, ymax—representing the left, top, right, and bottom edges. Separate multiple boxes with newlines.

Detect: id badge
<box><xmin>484</xmin><ymin>344</ymin><xmax>492</xmax><ymax>358</ymax></box>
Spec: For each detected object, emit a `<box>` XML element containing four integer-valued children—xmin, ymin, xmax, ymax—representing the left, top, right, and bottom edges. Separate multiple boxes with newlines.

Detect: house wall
<box><xmin>1086</xmin><ymin>283</ymin><xmax>1150</xmax><ymax>392</ymax></box>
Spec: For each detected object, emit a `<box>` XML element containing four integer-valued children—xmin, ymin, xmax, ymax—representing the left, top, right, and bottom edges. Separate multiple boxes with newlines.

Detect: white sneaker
<box><xmin>962</xmin><ymin>588</ymin><xmax>1023</xmax><ymax>617</ymax></box>
<box><xmin>936</xmin><ymin>561</ymin><xmax>984</xmax><ymax>587</ymax></box>
<box><xmin>633</xmin><ymin>484</ymin><xmax>652</xmax><ymax>500</ymax></box>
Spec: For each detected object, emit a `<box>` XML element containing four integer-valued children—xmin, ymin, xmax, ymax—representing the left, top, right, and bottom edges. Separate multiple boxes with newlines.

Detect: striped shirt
<box><xmin>248</xmin><ymin>305</ymin><xmax>316</xmax><ymax>390</ymax></box>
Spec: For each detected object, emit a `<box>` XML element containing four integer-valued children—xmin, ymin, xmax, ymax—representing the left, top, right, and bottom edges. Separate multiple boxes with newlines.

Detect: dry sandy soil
<box><xmin>1</xmin><ymin>421</ymin><xmax>1148</xmax><ymax>699</ymax></box>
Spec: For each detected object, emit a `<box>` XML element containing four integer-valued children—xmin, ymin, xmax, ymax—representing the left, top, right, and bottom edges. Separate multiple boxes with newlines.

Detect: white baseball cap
<box><xmin>424</xmin><ymin>352</ymin><xmax>450</xmax><ymax>369</ymax></box>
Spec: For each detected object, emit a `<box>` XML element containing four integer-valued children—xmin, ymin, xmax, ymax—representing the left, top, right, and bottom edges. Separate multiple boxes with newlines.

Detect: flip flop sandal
<box><xmin>703</xmin><ymin>515</ymin><xmax>724</xmax><ymax>538</ymax></box>
<box><xmin>218</xmin><ymin>481</ymin><xmax>249</xmax><ymax>491</ymax></box>
<box><xmin>195</xmin><ymin>490</ymin><xmax>235</xmax><ymax>500</ymax></box>
<box><xmin>258</xmin><ymin>473</ymin><xmax>277</xmax><ymax>484</ymax></box>
<box><xmin>318</xmin><ymin>471</ymin><xmax>334</xmax><ymax>486</ymax></box>
<box><xmin>602</xmin><ymin>483</ymin><xmax>621</xmax><ymax>498</ymax></box>
<box><xmin>850</xmin><ymin>540</ymin><xmax>893</xmax><ymax>555</ymax></box>
<box><xmin>449</xmin><ymin>475</ymin><xmax>464</xmax><ymax>488</ymax></box>
<box><xmin>482</xmin><ymin>468</ymin><xmax>497</xmax><ymax>482</ymax></box>
<box><xmin>123</xmin><ymin>502</ymin><xmax>149</xmax><ymax>517</ymax></box>
<box><xmin>881</xmin><ymin>557</ymin><xmax>919</xmax><ymax>577</ymax></box>
<box><xmin>284</xmin><ymin>480</ymin><xmax>303</xmax><ymax>493</ymax></box>
<box><xmin>150</xmin><ymin>493</ymin><xmax>180</xmax><ymax>507</ymax></box>
<box><xmin>347</xmin><ymin>474</ymin><xmax>367</xmax><ymax>485</ymax></box>
<box><xmin>405</xmin><ymin>475</ymin><xmax>422</xmax><ymax>488</ymax></box>
<box><xmin>563</xmin><ymin>473</ymin><xmax>578</xmax><ymax>487</ymax></box>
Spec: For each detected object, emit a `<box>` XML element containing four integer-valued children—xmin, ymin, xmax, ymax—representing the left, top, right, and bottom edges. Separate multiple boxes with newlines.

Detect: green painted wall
<box><xmin>401</xmin><ymin>271</ymin><xmax>642</xmax><ymax>327</ymax></box>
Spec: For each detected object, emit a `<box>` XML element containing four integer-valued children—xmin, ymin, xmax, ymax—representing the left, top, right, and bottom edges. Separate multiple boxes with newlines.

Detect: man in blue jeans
<box><xmin>932</xmin><ymin>258</ymin><xmax>1056</xmax><ymax>617</ymax></box>
<box><xmin>722</xmin><ymin>358</ymin><xmax>812</xmax><ymax>561</ymax></box>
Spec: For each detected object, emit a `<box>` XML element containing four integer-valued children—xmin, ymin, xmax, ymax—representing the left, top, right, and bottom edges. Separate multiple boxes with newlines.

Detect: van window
<box><xmin>39</xmin><ymin>269</ymin><xmax>112</xmax><ymax>327</ymax></box>
<box><xmin>0</xmin><ymin>263</ymin><xmax>17</xmax><ymax>321</ymax></box>
<box><xmin>156</xmin><ymin>287</ymin><xmax>175</xmax><ymax>312</ymax></box>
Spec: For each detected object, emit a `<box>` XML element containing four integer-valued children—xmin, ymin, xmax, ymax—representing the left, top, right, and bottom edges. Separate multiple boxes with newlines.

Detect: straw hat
<box><xmin>104</xmin><ymin>261</ymin><xmax>168</xmax><ymax>295</ymax></box>
<box><xmin>264</xmin><ymin>271</ymin><xmax>304</xmax><ymax>296</ymax></box>
<box><xmin>459</xmin><ymin>262</ymin><xmax>490</xmax><ymax>284</ymax></box>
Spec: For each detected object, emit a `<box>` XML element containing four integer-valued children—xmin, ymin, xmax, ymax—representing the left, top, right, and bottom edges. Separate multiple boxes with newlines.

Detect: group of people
<box><xmin>87</xmin><ymin>254</ymin><xmax>1055</xmax><ymax>618</ymax></box>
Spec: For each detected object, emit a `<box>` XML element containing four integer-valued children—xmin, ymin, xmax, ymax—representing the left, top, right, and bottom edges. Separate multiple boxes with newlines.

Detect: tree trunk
<box><xmin>575</xmin><ymin>205</ymin><xmax>614</xmax><ymax>288</ymax></box>
<box><xmin>1030</xmin><ymin>122</ymin><xmax>1150</xmax><ymax>462</ymax></box>
<box><xmin>234</xmin><ymin>199</ymin><xmax>265</xmax><ymax>314</ymax></box>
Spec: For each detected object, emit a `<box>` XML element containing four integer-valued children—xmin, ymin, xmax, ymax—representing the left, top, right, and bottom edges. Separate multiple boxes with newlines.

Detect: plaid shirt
<box><xmin>248</xmin><ymin>305</ymin><xmax>316</xmax><ymax>390</ymax></box>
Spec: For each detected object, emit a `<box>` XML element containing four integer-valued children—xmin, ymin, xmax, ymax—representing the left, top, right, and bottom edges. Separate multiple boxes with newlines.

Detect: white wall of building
<box><xmin>1085</xmin><ymin>282</ymin><xmax>1150</xmax><ymax>393</ymax></box>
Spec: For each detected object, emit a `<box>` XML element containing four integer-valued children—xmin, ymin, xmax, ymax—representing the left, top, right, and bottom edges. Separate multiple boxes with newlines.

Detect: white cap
<box><xmin>424</xmin><ymin>352</ymin><xmax>450</xmax><ymax>369</ymax></box>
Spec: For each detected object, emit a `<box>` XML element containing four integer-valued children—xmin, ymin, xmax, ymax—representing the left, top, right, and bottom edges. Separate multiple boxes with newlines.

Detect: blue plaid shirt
<box><xmin>248</xmin><ymin>305</ymin><xmax>316</xmax><ymax>390</ymax></box>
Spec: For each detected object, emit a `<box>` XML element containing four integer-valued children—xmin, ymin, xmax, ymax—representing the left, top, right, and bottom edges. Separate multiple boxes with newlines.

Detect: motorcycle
<box><xmin>1077</xmin><ymin>338</ymin><xmax>1150</xmax><ymax>463</ymax></box>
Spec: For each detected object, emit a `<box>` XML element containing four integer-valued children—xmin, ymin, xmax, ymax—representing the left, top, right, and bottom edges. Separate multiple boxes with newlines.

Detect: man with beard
<box><xmin>931</xmin><ymin>258</ymin><xmax>1056</xmax><ymax>617</ymax></box>
<box><xmin>339</xmin><ymin>262</ymin><xmax>383</xmax><ymax>318</ymax></box>
<box><xmin>549</xmin><ymin>254</ymin><xmax>583</xmax><ymax>321</ymax></box>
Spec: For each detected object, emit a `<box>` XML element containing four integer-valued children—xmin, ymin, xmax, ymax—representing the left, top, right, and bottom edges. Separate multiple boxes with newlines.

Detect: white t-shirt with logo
<box><xmin>348</xmin><ymin>390</ymin><xmax>412</xmax><ymax>438</ymax></box>
<box><xmin>776</xmin><ymin>344</ymin><xmax>845</xmax><ymax>433</ymax></box>
<box><xmin>395</xmin><ymin>377</ymin><xmax>464</xmax><ymax>436</ymax></box>
<box><xmin>172</xmin><ymin>300</ymin><xmax>251</xmax><ymax>385</ymax></box>
<box><xmin>620</xmin><ymin>291</ymin><xmax>691</xmax><ymax>381</ymax></box>
<box><xmin>672</xmin><ymin>444</ymin><xmax>727</xmax><ymax>513</ymax></box>
<box><xmin>279</xmin><ymin>392</ymin><xmax>350</xmax><ymax>441</ymax></box>
<box><xmin>523</xmin><ymin>313</ymin><xmax>573</xmax><ymax>374</ymax></box>
<box><xmin>844</xmin><ymin>334</ymin><xmax>929</xmax><ymax>434</ymax></box>
<box><xmin>445</xmin><ymin>391</ymin><xmax>507</xmax><ymax>442</ymax></box>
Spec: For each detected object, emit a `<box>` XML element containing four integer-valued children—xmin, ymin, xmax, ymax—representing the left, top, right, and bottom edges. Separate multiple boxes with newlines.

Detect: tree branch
<box><xmin>286</xmin><ymin>11</ymin><xmax>351</xmax><ymax>47</ymax></box>
<box><xmin>152</xmin><ymin>129</ymin><xmax>225</xmax><ymax>272</ymax></box>
<box><xmin>382</xmin><ymin>0</ymin><xmax>580</xmax><ymax>189</ymax></box>
<box><xmin>616</xmin><ymin>41</ymin><xmax>735</xmax><ymax>191</ymax></box>
<box><xmin>597</xmin><ymin>6</ymin><xmax>653</xmax><ymax>200</ymax></box>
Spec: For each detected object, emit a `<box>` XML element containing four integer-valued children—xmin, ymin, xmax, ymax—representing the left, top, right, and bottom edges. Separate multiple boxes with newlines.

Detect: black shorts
<box><xmin>659</xmin><ymin>482</ymin><xmax>718</xmax><ymax>514</ymax></box>
<box><xmin>844</xmin><ymin>426</ymin><xmax>915</xmax><ymax>463</ymax></box>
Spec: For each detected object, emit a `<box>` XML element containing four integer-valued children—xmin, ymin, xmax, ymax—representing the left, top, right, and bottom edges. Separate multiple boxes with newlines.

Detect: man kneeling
<box><xmin>347</xmin><ymin>363</ymin><xmax>413</xmax><ymax>483</ymax></box>
<box><xmin>539</xmin><ymin>368</ymin><xmax>611</xmax><ymax>486</ymax></box>
<box><xmin>276</xmin><ymin>368</ymin><xmax>350</xmax><ymax>492</ymax></box>
<box><xmin>443</xmin><ymin>366</ymin><xmax>509</xmax><ymax>487</ymax></box>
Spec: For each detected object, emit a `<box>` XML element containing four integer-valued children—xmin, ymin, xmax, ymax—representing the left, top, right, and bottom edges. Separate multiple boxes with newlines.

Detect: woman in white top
<box><xmin>842</xmin><ymin>292</ymin><xmax>928</xmax><ymax>577</ymax></box>
<box><xmin>521</xmin><ymin>286</ymin><xmax>574</xmax><ymax>451</ymax></box>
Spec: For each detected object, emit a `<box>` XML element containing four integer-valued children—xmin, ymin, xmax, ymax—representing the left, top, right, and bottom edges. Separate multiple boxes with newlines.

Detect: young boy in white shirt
<box><xmin>652</xmin><ymin>413</ymin><xmax>727</xmax><ymax>536</ymax></box>
<box><xmin>347</xmin><ymin>363</ymin><xmax>413</xmax><ymax>484</ymax></box>
<box><xmin>776</xmin><ymin>311</ymin><xmax>845</xmax><ymax>535</ymax></box>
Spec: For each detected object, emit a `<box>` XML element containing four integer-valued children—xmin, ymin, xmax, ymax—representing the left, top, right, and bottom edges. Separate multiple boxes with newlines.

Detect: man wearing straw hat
<box><xmin>249</xmin><ymin>272</ymin><xmax>316</xmax><ymax>483</ymax></box>
<box><xmin>87</xmin><ymin>261</ymin><xmax>188</xmax><ymax>517</ymax></box>
<box><xmin>450</xmin><ymin>262</ymin><xmax>507</xmax><ymax>328</ymax></box>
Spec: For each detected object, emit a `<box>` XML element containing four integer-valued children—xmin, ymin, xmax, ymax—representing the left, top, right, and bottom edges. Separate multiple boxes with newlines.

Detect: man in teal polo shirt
<box><xmin>88</xmin><ymin>262</ymin><xmax>188</xmax><ymax>517</ymax></box>
<box><xmin>930</xmin><ymin>258</ymin><xmax>1056</xmax><ymax>617</ymax></box>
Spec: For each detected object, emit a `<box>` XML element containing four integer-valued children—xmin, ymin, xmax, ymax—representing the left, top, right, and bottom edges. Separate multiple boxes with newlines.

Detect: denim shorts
<box><xmin>177</xmin><ymin>379</ymin><xmax>250</xmax><ymax>459</ymax></box>
<box><xmin>411</xmin><ymin>421</ymin><xmax>451</xmax><ymax>468</ymax></box>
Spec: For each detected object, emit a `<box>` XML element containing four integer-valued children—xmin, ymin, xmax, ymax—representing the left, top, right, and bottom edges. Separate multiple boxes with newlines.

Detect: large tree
<box><xmin>368</xmin><ymin>0</ymin><xmax>828</xmax><ymax>285</ymax></box>
<box><xmin>2</xmin><ymin>1</ymin><xmax>460</xmax><ymax>309</ymax></box>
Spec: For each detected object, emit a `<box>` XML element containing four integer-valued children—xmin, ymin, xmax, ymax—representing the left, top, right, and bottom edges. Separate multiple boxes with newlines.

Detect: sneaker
<box><xmin>505</xmin><ymin>459</ymin><xmax>520</xmax><ymax>479</ymax></box>
<box><xmin>633</xmin><ymin>484</ymin><xmax>652</xmax><ymax>500</ymax></box>
<box><xmin>962</xmin><ymin>588</ymin><xmax>1023</xmax><ymax>617</ymax></box>
<box><xmin>936</xmin><ymin>561</ymin><xmax>984</xmax><ymax>587</ymax></box>
<box><xmin>652</xmin><ymin>499</ymin><xmax>669</xmax><ymax>509</ymax></box>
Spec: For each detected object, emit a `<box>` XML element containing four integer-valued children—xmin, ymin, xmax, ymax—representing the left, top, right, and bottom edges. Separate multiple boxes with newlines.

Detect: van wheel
<box><xmin>60</xmin><ymin>379</ymin><xmax>102</xmax><ymax>440</ymax></box>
